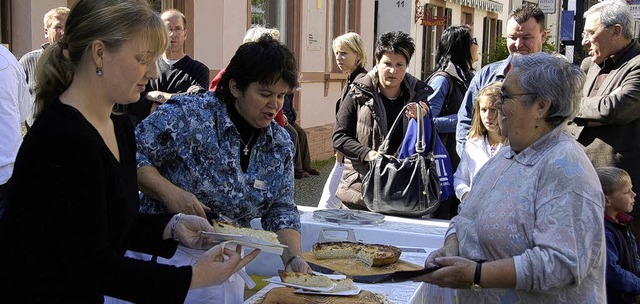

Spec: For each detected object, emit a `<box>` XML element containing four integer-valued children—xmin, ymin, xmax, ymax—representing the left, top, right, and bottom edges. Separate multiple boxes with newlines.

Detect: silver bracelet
<box><xmin>170</xmin><ymin>213</ymin><xmax>183</xmax><ymax>241</ymax></box>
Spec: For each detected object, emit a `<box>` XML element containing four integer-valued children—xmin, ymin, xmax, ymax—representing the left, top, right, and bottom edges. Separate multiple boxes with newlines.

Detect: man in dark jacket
<box><xmin>570</xmin><ymin>0</ymin><xmax>640</xmax><ymax>245</ymax></box>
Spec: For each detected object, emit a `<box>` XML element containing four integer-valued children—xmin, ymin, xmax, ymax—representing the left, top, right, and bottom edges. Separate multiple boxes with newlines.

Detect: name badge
<box><xmin>253</xmin><ymin>179</ymin><xmax>267</xmax><ymax>191</ymax></box>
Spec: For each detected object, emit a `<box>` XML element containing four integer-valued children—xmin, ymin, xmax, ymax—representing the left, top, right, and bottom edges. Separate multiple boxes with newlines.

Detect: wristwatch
<box><xmin>471</xmin><ymin>260</ymin><xmax>485</xmax><ymax>291</ymax></box>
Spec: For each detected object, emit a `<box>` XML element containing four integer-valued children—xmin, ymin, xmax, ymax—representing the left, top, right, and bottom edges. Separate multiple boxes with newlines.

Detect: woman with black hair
<box><xmin>426</xmin><ymin>26</ymin><xmax>477</xmax><ymax>219</ymax></box>
<box><xmin>135</xmin><ymin>35</ymin><xmax>311</xmax><ymax>303</ymax></box>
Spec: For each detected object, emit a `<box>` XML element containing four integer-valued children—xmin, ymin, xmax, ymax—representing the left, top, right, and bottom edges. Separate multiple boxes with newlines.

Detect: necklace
<box><xmin>486</xmin><ymin>135</ymin><xmax>500</xmax><ymax>157</ymax></box>
<box><xmin>489</xmin><ymin>144</ymin><xmax>498</xmax><ymax>157</ymax></box>
<box><xmin>240</xmin><ymin>132</ymin><xmax>256</xmax><ymax>156</ymax></box>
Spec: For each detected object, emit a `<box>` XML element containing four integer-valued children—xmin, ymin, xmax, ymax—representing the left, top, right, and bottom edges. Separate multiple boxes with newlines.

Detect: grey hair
<box><xmin>511</xmin><ymin>53</ymin><xmax>585</xmax><ymax>126</ymax></box>
<box><xmin>584</xmin><ymin>0</ymin><xmax>634</xmax><ymax>40</ymax></box>
<box><xmin>243</xmin><ymin>25</ymin><xmax>280</xmax><ymax>43</ymax></box>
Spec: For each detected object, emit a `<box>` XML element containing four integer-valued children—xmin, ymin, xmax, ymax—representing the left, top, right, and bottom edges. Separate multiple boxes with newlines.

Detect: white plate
<box><xmin>294</xmin><ymin>285</ymin><xmax>361</xmax><ymax>296</ymax></box>
<box><xmin>264</xmin><ymin>277</ymin><xmax>337</xmax><ymax>292</ymax></box>
<box><xmin>200</xmin><ymin>232</ymin><xmax>287</xmax><ymax>255</ymax></box>
<box><xmin>201</xmin><ymin>232</ymin><xmax>288</xmax><ymax>247</ymax></box>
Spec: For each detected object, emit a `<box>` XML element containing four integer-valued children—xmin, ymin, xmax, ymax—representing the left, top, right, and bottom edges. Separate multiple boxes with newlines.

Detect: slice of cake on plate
<box><xmin>277</xmin><ymin>271</ymin><xmax>356</xmax><ymax>292</ymax></box>
<box><xmin>212</xmin><ymin>220</ymin><xmax>279</xmax><ymax>244</ymax></box>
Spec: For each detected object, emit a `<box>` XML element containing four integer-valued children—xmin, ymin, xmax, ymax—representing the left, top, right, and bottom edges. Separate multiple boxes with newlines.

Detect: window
<box><xmin>328</xmin><ymin>0</ymin><xmax>358</xmax><ymax>72</ymax></box>
<box><xmin>420</xmin><ymin>5</ymin><xmax>448</xmax><ymax>80</ymax></box>
<box><xmin>251</xmin><ymin>0</ymin><xmax>286</xmax><ymax>41</ymax></box>
<box><xmin>462</xmin><ymin>12</ymin><xmax>472</xmax><ymax>26</ymax></box>
<box><xmin>1</xmin><ymin>0</ymin><xmax>10</xmax><ymax>47</ymax></box>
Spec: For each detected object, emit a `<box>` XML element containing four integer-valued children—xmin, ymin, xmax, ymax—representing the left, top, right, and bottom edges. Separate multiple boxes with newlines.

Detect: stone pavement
<box><xmin>293</xmin><ymin>159</ymin><xmax>335</xmax><ymax>207</ymax></box>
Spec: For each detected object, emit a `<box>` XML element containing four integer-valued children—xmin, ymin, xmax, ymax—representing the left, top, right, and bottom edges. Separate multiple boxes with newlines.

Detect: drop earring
<box><xmin>96</xmin><ymin>67</ymin><xmax>103</xmax><ymax>77</ymax></box>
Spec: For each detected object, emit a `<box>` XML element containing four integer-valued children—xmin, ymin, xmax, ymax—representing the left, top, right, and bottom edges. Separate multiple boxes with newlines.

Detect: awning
<box><xmin>444</xmin><ymin>0</ymin><xmax>503</xmax><ymax>13</ymax></box>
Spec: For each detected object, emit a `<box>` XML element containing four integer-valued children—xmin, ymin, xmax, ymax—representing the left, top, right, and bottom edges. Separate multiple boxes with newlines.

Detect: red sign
<box><xmin>421</xmin><ymin>18</ymin><xmax>447</xmax><ymax>26</ymax></box>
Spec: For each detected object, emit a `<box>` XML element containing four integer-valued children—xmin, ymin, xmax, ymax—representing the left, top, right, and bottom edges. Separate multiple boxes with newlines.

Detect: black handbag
<box><xmin>361</xmin><ymin>99</ymin><xmax>441</xmax><ymax>217</ymax></box>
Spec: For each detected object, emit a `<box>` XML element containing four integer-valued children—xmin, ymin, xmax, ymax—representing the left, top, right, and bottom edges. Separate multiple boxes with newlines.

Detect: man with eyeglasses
<box><xmin>569</xmin><ymin>0</ymin><xmax>640</xmax><ymax>248</ymax></box>
<box><xmin>455</xmin><ymin>4</ymin><xmax>546</xmax><ymax>155</ymax></box>
<box><xmin>124</xmin><ymin>9</ymin><xmax>210</xmax><ymax>125</ymax></box>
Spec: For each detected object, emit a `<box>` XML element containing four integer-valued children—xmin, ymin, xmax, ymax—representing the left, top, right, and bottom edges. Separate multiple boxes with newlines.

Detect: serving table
<box><xmin>244</xmin><ymin>206</ymin><xmax>457</xmax><ymax>303</ymax></box>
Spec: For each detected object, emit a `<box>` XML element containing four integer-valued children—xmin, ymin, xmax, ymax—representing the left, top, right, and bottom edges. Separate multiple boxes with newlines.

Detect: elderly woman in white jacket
<box><xmin>453</xmin><ymin>82</ymin><xmax>506</xmax><ymax>210</ymax></box>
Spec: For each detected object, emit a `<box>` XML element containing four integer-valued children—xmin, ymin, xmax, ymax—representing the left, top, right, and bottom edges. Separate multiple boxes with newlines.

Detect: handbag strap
<box><xmin>377</xmin><ymin>87</ymin><xmax>437</xmax><ymax>155</ymax></box>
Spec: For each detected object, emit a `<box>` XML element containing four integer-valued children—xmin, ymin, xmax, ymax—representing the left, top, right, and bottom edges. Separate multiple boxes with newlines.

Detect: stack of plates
<box><xmin>313</xmin><ymin>209</ymin><xmax>385</xmax><ymax>225</ymax></box>
<box><xmin>200</xmin><ymin>232</ymin><xmax>288</xmax><ymax>255</ymax></box>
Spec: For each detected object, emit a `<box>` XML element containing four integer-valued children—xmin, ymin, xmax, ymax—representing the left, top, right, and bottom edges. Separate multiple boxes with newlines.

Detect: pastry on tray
<box><xmin>277</xmin><ymin>270</ymin><xmax>356</xmax><ymax>292</ymax></box>
<box><xmin>312</xmin><ymin>242</ymin><xmax>401</xmax><ymax>266</ymax></box>
<box><xmin>211</xmin><ymin>220</ymin><xmax>279</xmax><ymax>244</ymax></box>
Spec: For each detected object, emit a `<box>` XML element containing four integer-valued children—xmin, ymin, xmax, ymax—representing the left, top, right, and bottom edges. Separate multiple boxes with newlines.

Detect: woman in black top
<box><xmin>317</xmin><ymin>32</ymin><xmax>368</xmax><ymax>209</ymax></box>
<box><xmin>0</xmin><ymin>1</ymin><xmax>258</xmax><ymax>303</ymax></box>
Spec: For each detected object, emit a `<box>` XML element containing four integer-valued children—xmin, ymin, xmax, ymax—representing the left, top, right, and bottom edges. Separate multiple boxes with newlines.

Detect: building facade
<box><xmin>3</xmin><ymin>0</ymin><xmax>569</xmax><ymax>161</ymax></box>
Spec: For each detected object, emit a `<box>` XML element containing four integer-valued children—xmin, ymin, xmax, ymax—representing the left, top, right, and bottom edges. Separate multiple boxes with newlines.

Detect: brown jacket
<box><xmin>569</xmin><ymin>40</ymin><xmax>640</xmax><ymax>196</ymax></box>
<box><xmin>333</xmin><ymin>67</ymin><xmax>429</xmax><ymax>209</ymax></box>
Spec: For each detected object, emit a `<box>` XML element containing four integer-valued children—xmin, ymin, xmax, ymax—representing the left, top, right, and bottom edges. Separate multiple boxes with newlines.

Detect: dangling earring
<box><xmin>96</xmin><ymin>67</ymin><xmax>103</xmax><ymax>77</ymax></box>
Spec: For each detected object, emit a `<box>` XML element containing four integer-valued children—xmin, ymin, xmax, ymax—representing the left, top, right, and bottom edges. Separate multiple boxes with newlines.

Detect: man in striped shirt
<box><xmin>18</xmin><ymin>6</ymin><xmax>69</xmax><ymax>126</ymax></box>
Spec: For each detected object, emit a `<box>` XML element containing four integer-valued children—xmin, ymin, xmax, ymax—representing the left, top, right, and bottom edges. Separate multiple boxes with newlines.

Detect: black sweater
<box><xmin>0</xmin><ymin>100</ymin><xmax>191</xmax><ymax>303</ymax></box>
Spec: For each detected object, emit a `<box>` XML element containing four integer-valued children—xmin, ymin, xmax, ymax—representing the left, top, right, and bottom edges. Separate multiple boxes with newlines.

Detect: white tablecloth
<box><xmin>246</xmin><ymin>206</ymin><xmax>448</xmax><ymax>276</ymax></box>
<box><xmin>244</xmin><ymin>206</ymin><xmax>457</xmax><ymax>303</ymax></box>
<box><xmin>244</xmin><ymin>250</ymin><xmax>457</xmax><ymax>304</ymax></box>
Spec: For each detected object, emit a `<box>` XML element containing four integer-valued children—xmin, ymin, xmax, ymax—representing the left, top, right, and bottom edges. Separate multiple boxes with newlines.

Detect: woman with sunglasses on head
<box><xmin>425</xmin><ymin>25</ymin><xmax>477</xmax><ymax>219</ymax></box>
<box><xmin>0</xmin><ymin>1</ymin><xmax>259</xmax><ymax>303</ymax></box>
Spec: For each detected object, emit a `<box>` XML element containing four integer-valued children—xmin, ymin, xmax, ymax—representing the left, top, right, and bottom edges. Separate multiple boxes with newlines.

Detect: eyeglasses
<box><xmin>167</xmin><ymin>27</ymin><xmax>184</xmax><ymax>33</ymax></box>
<box><xmin>471</xmin><ymin>37</ymin><xmax>478</xmax><ymax>45</ymax></box>
<box><xmin>581</xmin><ymin>25</ymin><xmax>612</xmax><ymax>40</ymax></box>
<box><xmin>497</xmin><ymin>91</ymin><xmax>537</xmax><ymax>107</ymax></box>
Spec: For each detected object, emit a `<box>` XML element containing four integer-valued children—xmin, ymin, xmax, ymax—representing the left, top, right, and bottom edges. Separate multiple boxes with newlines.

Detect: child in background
<box><xmin>453</xmin><ymin>81</ymin><xmax>506</xmax><ymax>210</ymax></box>
<box><xmin>597</xmin><ymin>166</ymin><xmax>640</xmax><ymax>304</ymax></box>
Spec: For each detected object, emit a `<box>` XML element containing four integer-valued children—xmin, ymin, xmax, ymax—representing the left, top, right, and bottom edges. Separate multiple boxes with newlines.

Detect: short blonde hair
<box><xmin>332</xmin><ymin>32</ymin><xmax>367</xmax><ymax>68</ymax></box>
<box><xmin>596</xmin><ymin>167</ymin><xmax>631</xmax><ymax>194</ymax></box>
<box><xmin>161</xmin><ymin>9</ymin><xmax>187</xmax><ymax>29</ymax></box>
<box><xmin>35</xmin><ymin>0</ymin><xmax>167</xmax><ymax>117</ymax></box>
<box><xmin>43</xmin><ymin>7</ymin><xmax>70</xmax><ymax>29</ymax></box>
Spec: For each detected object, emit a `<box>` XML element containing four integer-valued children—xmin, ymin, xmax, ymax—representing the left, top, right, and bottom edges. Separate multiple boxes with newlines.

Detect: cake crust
<box><xmin>312</xmin><ymin>242</ymin><xmax>401</xmax><ymax>266</ymax></box>
<box><xmin>277</xmin><ymin>270</ymin><xmax>335</xmax><ymax>288</ymax></box>
<box><xmin>277</xmin><ymin>271</ymin><xmax>355</xmax><ymax>291</ymax></box>
<box><xmin>211</xmin><ymin>220</ymin><xmax>279</xmax><ymax>244</ymax></box>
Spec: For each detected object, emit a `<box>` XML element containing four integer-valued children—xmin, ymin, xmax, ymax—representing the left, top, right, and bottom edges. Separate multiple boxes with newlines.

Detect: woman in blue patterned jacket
<box><xmin>134</xmin><ymin>35</ymin><xmax>311</xmax><ymax>303</ymax></box>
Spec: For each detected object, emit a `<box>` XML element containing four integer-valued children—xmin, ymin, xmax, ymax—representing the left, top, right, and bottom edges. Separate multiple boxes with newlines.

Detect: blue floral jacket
<box><xmin>135</xmin><ymin>92</ymin><xmax>300</xmax><ymax>232</ymax></box>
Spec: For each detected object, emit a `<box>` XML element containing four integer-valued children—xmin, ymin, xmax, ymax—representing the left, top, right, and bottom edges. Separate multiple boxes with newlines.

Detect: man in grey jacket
<box><xmin>569</xmin><ymin>0</ymin><xmax>640</xmax><ymax>242</ymax></box>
